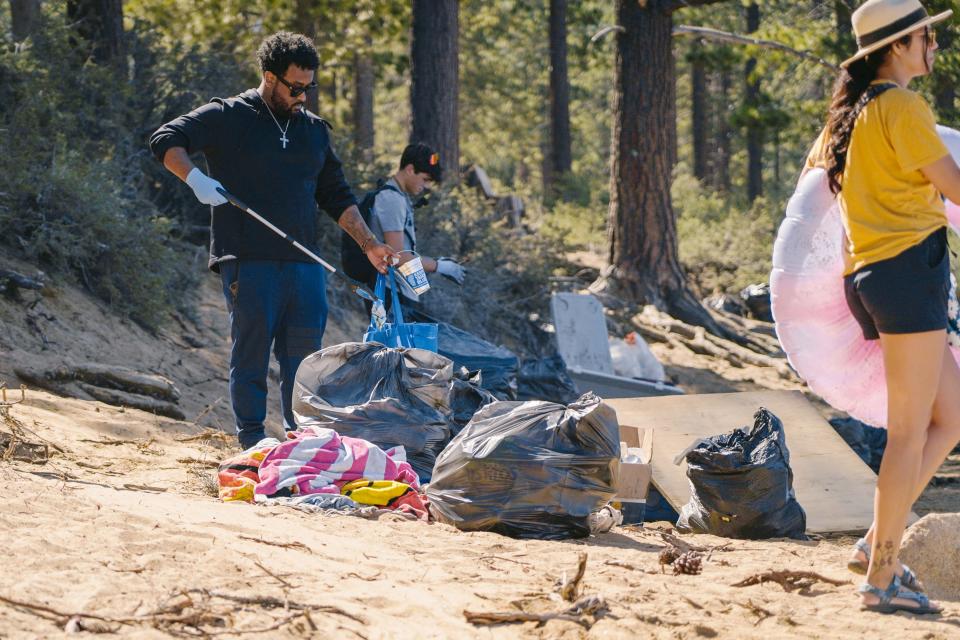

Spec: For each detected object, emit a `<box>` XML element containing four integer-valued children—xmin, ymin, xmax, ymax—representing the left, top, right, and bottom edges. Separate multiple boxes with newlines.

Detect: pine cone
<box><xmin>672</xmin><ymin>551</ymin><xmax>703</xmax><ymax>575</ymax></box>
<box><xmin>658</xmin><ymin>545</ymin><xmax>681</xmax><ymax>566</ymax></box>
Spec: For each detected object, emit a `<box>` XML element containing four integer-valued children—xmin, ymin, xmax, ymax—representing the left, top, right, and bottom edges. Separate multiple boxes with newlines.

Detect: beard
<box><xmin>268</xmin><ymin>85</ymin><xmax>303</xmax><ymax>120</ymax></box>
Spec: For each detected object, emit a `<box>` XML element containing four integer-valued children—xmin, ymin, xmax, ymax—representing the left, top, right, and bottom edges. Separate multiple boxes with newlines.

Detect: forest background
<box><xmin>2</xmin><ymin>0</ymin><xmax>959</xmax><ymax>355</ymax></box>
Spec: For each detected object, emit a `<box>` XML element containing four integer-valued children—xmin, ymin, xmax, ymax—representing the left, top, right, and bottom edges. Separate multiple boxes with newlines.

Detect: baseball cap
<box><xmin>400</xmin><ymin>143</ymin><xmax>442</xmax><ymax>183</ymax></box>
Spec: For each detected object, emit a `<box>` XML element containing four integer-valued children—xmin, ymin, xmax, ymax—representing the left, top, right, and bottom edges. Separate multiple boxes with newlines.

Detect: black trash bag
<box><xmin>407</xmin><ymin>309</ymin><xmax>519</xmax><ymax>400</ymax></box>
<box><xmin>677</xmin><ymin>407</ymin><xmax>807</xmax><ymax>540</ymax></box>
<box><xmin>516</xmin><ymin>355</ymin><xmax>580</xmax><ymax>405</ymax></box>
<box><xmin>829</xmin><ymin>417</ymin><xmax>887</xmax><ymax>474</ymax></box>
<box><xmin>293</xmin><ymin>342</ymin><xmax>457</xmax><ymax>482</ymax></box>
<box><xmin>739</xmin><ymin>283</ymin><xmax>773</xmax><ymax>322</ymax></box>
<box><xmin>448</xmin><ymin>368</ymin><xmax>497</xmax><ymax>436</ymax></box>
<box><xmin>427</xmin><ymin>392</ymin><xmax>621</xmax><ymax>540</ymax></box>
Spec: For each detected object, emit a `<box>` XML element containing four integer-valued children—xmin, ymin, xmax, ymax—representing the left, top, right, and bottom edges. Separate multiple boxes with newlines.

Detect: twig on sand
<box><xmin>178</xmin><ymin>456</ymin><xmax>219</xmax><ymax>468</ymax></box>
<box><xmin>0</xmin><ymin>588</ymin><xmax>364</xmax><ymax>635</ymax></box>
<box><xmin>731</xmin><ymin>570</ymin><xmax>849</xmax><ymax>594</ymax></box>
<box><xmin>736</xmin><ymin>599</ymin><xmax>775</xmax><ymax>626</ymax></box>
<box><xmin>559</xmin><ymin>553</ymin><xmax>588</xmax><ymax>602</ymax></box>
<box><xmin>79</xmin><ymin>437</ymin><xmax>136</xmax><ymax>446</ymax></box>
<box><xmin>121</xmin><ymin>483</ymin><xmax>167</xmax><ymax>493</ymax></box>
<box><xmin>176</xmin><ymin>429</ymin><xmax>231</xmax><ymax>444</ymax></box>
<box><xmin>602</xmin><ymin>559</ymin><xmax>649</xmax><ymax>573</ymax></box>
<box><xmin>192</xmin><ymin>396</ymin><xmax>224</xmax><ymax>424</ymax></box>
<box><xmin>464</xmin><ymin>595</ymin><xmax>607</xmax><ymax>627</ymax></box>
<box><xmin>478</xmin><ymin>555</ymin><xmax>532</xmax><ymax>566</ymax></box>
<box><xmin>238</xmin><ymin>535</ymin><xmax>313</xmax><ymax>554</ymax></box>
<box><xmin>253</xmin><ymin>560</ymin><xmax>296</xmax><ymax>589</ymax></box>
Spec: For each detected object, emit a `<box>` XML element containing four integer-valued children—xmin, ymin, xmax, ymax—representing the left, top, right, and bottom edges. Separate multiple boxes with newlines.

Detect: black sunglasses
<box><xmin>276</xmin><ymin>75</ymin><xmax>317</xmax><ymax>98</ymax></box>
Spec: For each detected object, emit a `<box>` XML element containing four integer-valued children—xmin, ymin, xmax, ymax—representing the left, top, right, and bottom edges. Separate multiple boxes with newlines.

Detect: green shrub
<box><xmin>673</xmin><ymin>166</ymin><xmax>780</xmax><ymax>295</ymax></box>
<box><xmin>0</xmin><ymin>12</ymin><xmax>237</xmax><ymax>328</ymax></box>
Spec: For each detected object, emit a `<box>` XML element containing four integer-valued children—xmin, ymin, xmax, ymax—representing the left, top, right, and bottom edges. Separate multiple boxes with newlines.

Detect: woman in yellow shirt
<box><xmin>809</xmin><ymin>0</ymin><xmax>960</xmax><ymax>615</ymax></box>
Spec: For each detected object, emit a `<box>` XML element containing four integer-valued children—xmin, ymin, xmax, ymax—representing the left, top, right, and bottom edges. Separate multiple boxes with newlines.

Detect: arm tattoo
<box><xmin>338</xmin><ymin>206</ymin><xmax>376</xmax><ymax>251</ymax></box>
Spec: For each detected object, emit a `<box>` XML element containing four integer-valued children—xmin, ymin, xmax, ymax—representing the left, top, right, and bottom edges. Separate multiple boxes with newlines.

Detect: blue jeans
<box><xmin>219</xmin><ymin>260</ymin><xmax>327</xmax><ymax>448</ymax></box>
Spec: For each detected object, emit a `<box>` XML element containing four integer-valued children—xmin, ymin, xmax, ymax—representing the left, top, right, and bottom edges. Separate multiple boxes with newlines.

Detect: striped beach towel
<box><xmin>255</xmin><ymin>426</ymin><xmax>420</xmax><ymax>498</ymax></box>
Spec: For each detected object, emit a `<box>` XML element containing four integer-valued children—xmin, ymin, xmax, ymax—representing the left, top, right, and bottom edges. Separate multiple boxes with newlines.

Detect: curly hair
<box><xmin>256</xmin><ymin>31</ymin><xmax>320</xmax><ymax>77</ymax></box>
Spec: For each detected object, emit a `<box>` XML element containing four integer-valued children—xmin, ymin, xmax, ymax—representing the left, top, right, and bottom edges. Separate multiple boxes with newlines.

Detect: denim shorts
<box><xmin>844</xmin><ymin>227</ymin><xmax>950</xmax><ymax>341</ymax></box>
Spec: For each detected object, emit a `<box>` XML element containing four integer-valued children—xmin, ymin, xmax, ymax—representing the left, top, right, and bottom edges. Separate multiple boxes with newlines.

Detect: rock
<box><xmin>899</xmin><ymin>513</ymin><xmax>960</xmax><ymax>601</ymax></box>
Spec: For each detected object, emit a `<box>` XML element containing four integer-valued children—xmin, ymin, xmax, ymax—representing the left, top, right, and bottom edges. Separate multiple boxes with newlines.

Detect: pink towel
<box><xmin>255</xmin><ymin>426</ymin><xmax>420</xmax><ymax>497</ymax></box>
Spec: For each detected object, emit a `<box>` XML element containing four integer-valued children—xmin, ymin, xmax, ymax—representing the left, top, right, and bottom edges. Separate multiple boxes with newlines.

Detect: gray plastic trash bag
<box><xmin>677</xmin><ymin>407</ymin><xmax>807</xmax><ymax>540</ymax></box>
<box><xmin>293</xmin><ymin>342</ymin><xmax>457</xmax><ymax>481</ymax></box>
<box><xmin>427</xmin><ymin>392</ymin><xmax>620</xmax><ymax>540</ymax></box>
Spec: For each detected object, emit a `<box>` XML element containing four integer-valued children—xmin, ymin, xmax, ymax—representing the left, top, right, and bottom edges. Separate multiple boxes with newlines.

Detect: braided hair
<box><xmin>825</xmin><ymin>33</ymin><xmax>917</xmax><ymax>194</ymax></box>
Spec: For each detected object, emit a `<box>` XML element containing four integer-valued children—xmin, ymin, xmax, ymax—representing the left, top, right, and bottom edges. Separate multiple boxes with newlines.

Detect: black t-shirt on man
<box><xmin>149</xmin><ymin>89</ymin><xmax>357</xmax><ymax>271</ymax></box>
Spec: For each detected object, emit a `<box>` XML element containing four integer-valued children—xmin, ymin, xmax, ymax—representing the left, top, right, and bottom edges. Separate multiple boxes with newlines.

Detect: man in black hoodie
<box><xmin>150</xmin><ymin>31</ymin><xmax>396</xmax><ymax>449</ymax></box>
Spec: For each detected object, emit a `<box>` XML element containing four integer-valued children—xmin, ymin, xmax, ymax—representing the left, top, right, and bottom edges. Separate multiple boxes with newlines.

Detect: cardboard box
<box><xmin>615</xmin><ymin>425</ymin><xmax>652</xmax><ymax>503</ymax></box>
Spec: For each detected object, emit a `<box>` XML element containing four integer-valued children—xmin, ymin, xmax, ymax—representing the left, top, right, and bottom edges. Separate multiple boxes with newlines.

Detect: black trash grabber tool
<box><xmin>216</xmin><ymin>187</ymin><xmax>388</xmax><ymax>328</ymax></box>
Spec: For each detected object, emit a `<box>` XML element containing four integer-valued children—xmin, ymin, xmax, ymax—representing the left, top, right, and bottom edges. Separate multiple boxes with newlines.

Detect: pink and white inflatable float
<box><xmin>770</xmin><ymin>125</ymin><xmax>960</xmax><ymax>428</ymax></box>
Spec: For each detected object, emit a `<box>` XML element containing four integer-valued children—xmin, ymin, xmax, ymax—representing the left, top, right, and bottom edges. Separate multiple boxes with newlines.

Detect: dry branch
<box><xmin>673</xmin><ymin>25</ymin><xmax>839</xmax><ymax>71</ymax></box>
<box><xmin>254</xmin><ymin>560</ymin><xmax>296</xmax><ymax>589</ymax></box>
<box><xmin>559</xmin><ymin>553</ymin><xmax>588</xmax><ymax>602</ymax></box>
<box><xmin>731</xmin><ymin>570</ymin><xmax>849</xmax><ymax>593</ymax></box>
<box><xmin>464</xmin><ymin>595</ymin><xmax>607</xmax><ymax>627</ymax></box>
<box><xmin>238</xmin><ymin>535</ymin><xmax>313</xmax><ymax>554</ymax></box>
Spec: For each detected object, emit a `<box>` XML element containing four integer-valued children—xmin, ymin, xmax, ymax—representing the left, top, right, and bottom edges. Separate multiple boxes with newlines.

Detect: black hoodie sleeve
<box><xmin>149</xmin><ymin>100</ymin><xmax>227</xmax><ymax>164</ymax></box>
<box><xmin>314</xmin><ymin>143</ymin><xmax>358</xmax><ymax>222</ymax></box>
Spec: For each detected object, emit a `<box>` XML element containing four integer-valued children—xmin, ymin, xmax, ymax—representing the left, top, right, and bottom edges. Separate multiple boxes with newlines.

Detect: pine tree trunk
<box><xmin>294</xmin><ymin>0</ymin><xmax>319</xmax><ymax>115</ymax></box>
<box><xmin>604</xmin><ymin>0</ymin><xmax>725</xmax><ymax>333</ymax></box>
<box><xmin>933</xmin><ymin>14</ymin><xmax>957</xmax><ymax>123</ymax></box>
<box><xmin>713</xmin><ymin>67</ymin><xmax>732</xmax><ymax>192</ymax></box>
<box><xmin>745</xmin><ymin>3</ymin><xmax>763</xmax><ymax>202</ymax></box>
<box><xmin>411</xmin><ymin>0</ymin><xmax>459</xmax><ymax>178</ymax></box>
<box><xmin>353</xmin><ymin>45</ymin><xmax>375</xmax><ymax>163</ymax></box>
<box><xmin>834</xmin><ymin>0</ymin><xmax>855</xmax><ymax>63</ymax></box>
<box><xmin>66</xmin><ymin>0</ymin><xmax>124</xmax><ymax>64</ymax></box>
<box><xmin>10</xmin><ymin>0</ymin><xmax>41</xmax><ymax>41</ymax></box>
<box><xmin>691</xmin><ymin>41</ymin><xmax>710</xmax><ymax>183</ymax></box>
<box><xmin>545</xmin><ymin>0</ymin><xmax>572</xmax><ymax>198</ymax></box>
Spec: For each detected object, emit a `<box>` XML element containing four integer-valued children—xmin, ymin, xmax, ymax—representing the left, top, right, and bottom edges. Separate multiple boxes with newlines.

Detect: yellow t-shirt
<box><xmin>805</xmin><ymin>84</ymin><xmax>948</xmax><ymax>275</ymax></box>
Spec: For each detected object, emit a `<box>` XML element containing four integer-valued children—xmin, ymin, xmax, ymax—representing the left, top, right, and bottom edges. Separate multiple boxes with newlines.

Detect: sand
<box><xmin>1</xmin><ymin>260</ymin><xmax>959</xmax><ymax>638</ymax></box>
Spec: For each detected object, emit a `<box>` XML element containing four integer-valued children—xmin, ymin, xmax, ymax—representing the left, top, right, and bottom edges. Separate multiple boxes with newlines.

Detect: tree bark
<box><xmin>411</xmin><ymin>0</ymin><xmax>459</xmax><ymax>178</ymax></box>
<box><xmin>604</xmin><ymin>0</ymin><xmax>727</xmax><ymax>334</ymax></box>
<box><xmin>713</xmin><ymin>67</ymin><xmax>732</xmax><ymax>192</ymax></box>
<box><xmin>294</xmin><ymin>0</ymin><xmax>319</xmax><ymax>115</ymax></box>
<box><xmin>545</xmin><ymin>0</ymin><xmax>572</xmax><ymax>197</ymax></box>
<box><xmin>10</xmin><ymin>0</ymin><xmax>42</xmax><ymax>41</ymax></box>
<box><xmin>353</xmin><ymin>44</ymin><xmax>375</xmax><ymax>163</ymax></box>
<box><xmin>745</xmin><ymin>2</ymin><xmax>763</xmax><ymax>202</ymax></box>
<box><xmin>690</xmin><ymin>41</ymin><xmax>710</xmax><ymax>183</ymax></box>
<box><xmin>833</xmin><ymin>0</ymin><xmax>855</xmax><ymax>63</ymax></box>
<box><xmin>66</xmin><ymin>0</ymin><xmax>124</xmax><ymax>65</ymax></box>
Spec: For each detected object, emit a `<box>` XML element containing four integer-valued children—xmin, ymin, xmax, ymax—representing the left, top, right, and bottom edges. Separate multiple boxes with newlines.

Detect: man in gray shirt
<box><xmin>370</xmin><ymin>143</ymin><xmax>465</xmax><ymax>302</ymax></box>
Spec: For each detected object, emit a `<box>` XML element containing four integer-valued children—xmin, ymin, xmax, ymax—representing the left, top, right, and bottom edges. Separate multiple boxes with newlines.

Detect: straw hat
<box><xmin>842</xmin><ymin>0</ymin><xmax>952</xmax><ymax>68</ymax></box>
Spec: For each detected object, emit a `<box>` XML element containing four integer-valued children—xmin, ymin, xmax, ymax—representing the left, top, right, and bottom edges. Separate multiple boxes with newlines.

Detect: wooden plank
<box><xmin>606</xmin><ymin>390</ymin><xmax>912</xmax><ymax>534</ymax></box>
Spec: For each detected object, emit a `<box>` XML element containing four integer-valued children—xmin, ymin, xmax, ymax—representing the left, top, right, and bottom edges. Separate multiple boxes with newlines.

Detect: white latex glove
<box><xmin>185</xmin><ymin>167</ymin><xmax>228</xmax><ymax>206</ymax></box>
<box><xmin>435</xmin><ymin>258</ymin><xmax>466</xmax><ymax>285</ymax></box>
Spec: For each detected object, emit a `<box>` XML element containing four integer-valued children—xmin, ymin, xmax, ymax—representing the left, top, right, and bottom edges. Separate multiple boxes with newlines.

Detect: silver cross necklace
<box><xmin>262</xmin><ymin>99</ymin><xmax>290</xmax><ymax>149</ymax></box>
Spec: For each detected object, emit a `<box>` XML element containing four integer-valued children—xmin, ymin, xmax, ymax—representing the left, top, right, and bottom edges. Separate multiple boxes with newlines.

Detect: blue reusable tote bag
<box><xmin>363</xmin><ymin>267</ymin><xmax>438</xmax><ymax>352</ymax></box>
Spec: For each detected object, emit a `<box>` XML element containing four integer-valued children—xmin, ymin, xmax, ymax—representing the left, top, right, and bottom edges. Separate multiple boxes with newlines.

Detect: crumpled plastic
<box><xmin>427</xmin><ymin>392</ymin><xmax>620</xmax><ymax>540</ymax></box>
<box><xmin>293</xmin><ymin>341</ymin><xmax>492</xmax><ymax>482</ymax></box>
<box><xmin>677</xmin><ymin>407</ymin><xmax>807</xmax><ymax>540</ymax></box>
